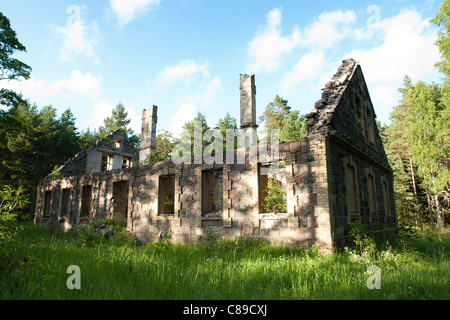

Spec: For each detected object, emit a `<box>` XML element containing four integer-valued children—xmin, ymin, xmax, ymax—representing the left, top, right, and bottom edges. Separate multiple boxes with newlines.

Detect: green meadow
<box><xmin>1</xmin><ymin>222</ymin><xmax>449</xmax><ymax>300</ymax></box>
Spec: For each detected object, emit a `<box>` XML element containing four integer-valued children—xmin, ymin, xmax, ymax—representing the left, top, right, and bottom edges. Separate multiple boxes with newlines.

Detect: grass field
<box><xmin>1</xmin><ymin>222</ymin><xmax>449</xmax><ymax>300</ymax></box>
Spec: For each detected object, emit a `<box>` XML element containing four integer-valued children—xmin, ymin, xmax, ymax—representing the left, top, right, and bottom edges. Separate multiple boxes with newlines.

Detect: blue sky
<box><xmin>1</xmin><ymin>0</ymin><xmax>443</xmax><ymax>137</ymax></box>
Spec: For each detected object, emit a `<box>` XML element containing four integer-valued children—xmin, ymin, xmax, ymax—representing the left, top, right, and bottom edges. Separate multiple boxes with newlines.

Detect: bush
<box><xmin>0</xmin><ymin>185</ymin><xmax>29</xmax><ymax>272</ymax></box>
<box><xmin>262</xmin><ymin>178</ymin><xmax>287</xmax><ymax>213</ymax></box>
<box><xmin>348</xmin><ymin>221</ymin><xmax>377</xmax><ymax>257</ymax></box>
<box><xmin>61</xmin><ymin>219</ymin><xmax>142</xmax><ymax>248</ymax></box>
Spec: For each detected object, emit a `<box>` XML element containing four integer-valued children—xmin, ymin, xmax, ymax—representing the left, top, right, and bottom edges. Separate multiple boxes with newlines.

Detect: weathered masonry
<box><xmin>34</xmin><ymin>59</ymin><xmax>397</xmax><ymax>250</ymax></box>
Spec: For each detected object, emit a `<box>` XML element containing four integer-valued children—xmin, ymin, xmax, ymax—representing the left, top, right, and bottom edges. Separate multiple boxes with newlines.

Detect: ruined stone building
<box><xmin>34</xmin><ymin>59</ymin><xmax>397</xmax><ymax>250</ymax></box>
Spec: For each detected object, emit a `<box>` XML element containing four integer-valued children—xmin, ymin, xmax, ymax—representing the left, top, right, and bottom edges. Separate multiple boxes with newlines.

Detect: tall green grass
<box><xmin>1</xmin><ymin>223</ymin><xmax>449</xmax><ymax>300</ymax></box>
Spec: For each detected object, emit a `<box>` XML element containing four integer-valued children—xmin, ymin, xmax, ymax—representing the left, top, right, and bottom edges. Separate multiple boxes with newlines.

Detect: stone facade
<box><xmin>52</xmin><ymin>130</ymin><xmax>138</xmax><ymax>178</ymax></box>
<box><xmin>139</xmin><ymin>106</ymin><xmax>158</xmax><ymax>163</ymax></box>
<box><xmin>34</xmin><ymin>59</ymin><xmax>397</xmax><ymax>251</ymax></box>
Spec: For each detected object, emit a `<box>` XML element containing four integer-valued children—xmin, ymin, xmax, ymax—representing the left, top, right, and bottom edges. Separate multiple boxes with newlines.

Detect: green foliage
<box><xmin>262</xmin><ymin>178</ymin><xmax>287</xmax><ymax>213</ymax></box>
<box><xmin>0</xmin><ymin>185</ymin><xmax>29</xmax><ymax>272</ymax></box>
<box><xmin>431</xmin><ymin>0</ymin><xmax>450</xmax><ymax>78</ymax></box>
<box><xmin>384</xmin><ymin>74</ymin><xmax>449</xmax><ymax>229</ymax></box>
<box><xmin>262</xmin><ymin>95</ymin><xmax>292</xmax><ymax>130</ymax></box>
<box><xmin>0</xmin><ymin>12</ymin><xmax>32</xmax><ymax>82</ymax></box>
<box><xmin>77</xmin><ymin>128</ymin><xmax>99</xmax><ymax>151</ymax></box>
<box><xmin>348</xmin><ymin>221</ymin><xmax>377</xmax><ymax>257</ymax></box>
<box><xmin>214</xmin><ymin>112</ymin><xmax>238</xmax><ymax>151</ymax></box>
<box><xmin>1</xmin><ymin>226</ymin><xmax>449</xmax><ymax>299</ymax></box>
<box><xmin>0</xmin><ymin>12</ymin><xmax>32</xmax><ymax>110</ymax></box>
<box><xmin>406</xmin><ymin>82</ymin><xmax>449</xmax><ymax>194</ymax></box>
<box><xmin>152</xmin><ymin>229</ymin><xmax>174</xmax><ymax>249</ymax></box>
<box><xmin>173</xmin><ymin>112</ymin><xmax>211</xmax><ymax>159</ymax></box>
<box><xmin>0</xmin><ymin>102</ymin><xmax>81</xmax><ymax>213</ymax></box>
<box><xmin>97</xmin><ymin>102</ymin><xmax>140</xmax><ymax>151</ymax></box>
<box><xmin>163</xmin><ymin>194</ymin><xmax>174</xmax><ymax>208</ymax></box>
<box><xmin>260</xmin><ymin>95</ymin><xmax>306</xmax><ymax>141</ymax></box>
<box><xmin>143</xmin><ymin>129</ymin><xmax>176</xmax><ymax>164</ymax></box>
<box><xmin>62</xmin><ymin>219</ymin><xmax>141</xmax><ymax>248</ymax></box>
<box><xmin>280</xmin><ymin>112</ymin><xmax>307</xmax><ymax>141</ymax></box>
<box><xmin>49</xmin><ymin>165</ymin><xmax>63</xmax><ymax>181</ymax></box>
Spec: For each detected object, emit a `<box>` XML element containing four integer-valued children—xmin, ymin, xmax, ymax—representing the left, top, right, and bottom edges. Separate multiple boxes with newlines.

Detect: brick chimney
<box><xmin>139</xmin><ymin>105</ymin><xmax>158</xmax><ymax>163</ymax></box>
<box><xmin>240</xmin><ymin>74</ymin><xmax>257</xmax><ymax>129</ymax></box>
<box><xmin>239</xmin><ymin>74</ymin><xmax>258</xmax><ymax>153</ymax></box>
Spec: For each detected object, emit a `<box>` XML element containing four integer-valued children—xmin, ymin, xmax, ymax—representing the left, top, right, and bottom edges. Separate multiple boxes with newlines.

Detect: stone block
<box><xmin>180</xmin><ymin>194</ymin><xmax>193</xmax><ymax>202</ymax></box>
<box><xmin>308</xmin><ymin>216</ymin><xmax>318</xmax><ymax>228</ymax></box>
<box><xmin>279</xmin><ymin>228</ymin><xmax>301</xmax><ymax>240</ymax></box>
<box><xmin>278</xmin><ymin>142</ymin><xmax>290</xmax><ymax>153</ymax></box>
<box><xmin>300</xmin><ymin>217</ymin><xmax>308</xmax><ymax>228</ymax></box>
<box><xmin>242</xmin><ymin>227</ymin><xmax>253</xmax><ymax>237</ymax></box>
<box><xmin>229</xmin><ymin>171</ymin><xmax>241</xmax><ymax>181</ymax></box>
<box><xmin>289</xmin><ymin>141</ymin><xmax>303</xmax><ymax>154</ymax></box>
<box><xmin>223</xmin><ymin>218</ymin><xmax>232</xmax><ymax>228</ymax></box>
<box><xmin>308</xmin><ymin>193</ymin><xmax>318</xmax><ymax>205</ymax></box>
<box><xmin>295</xmin><ymin>174</ymin><xmax>303</xmax><ymax>185</ymax></box>
<box><xmin>288</xmin><ymin>217</ymin><xmax>299</xmax><ymax>228</ymax></box>
<box><xmin>234</xmin><ymin>207</ymin><xmax>249</xmax><ymax>217</ymax></box>
<box><xmin>182</xmin><ymin>185</ymin><xmax>195</xmax><ymax>194</ymax></box>
<box><xmin>294</xmin><ymin>205</ymin><xmax>303</xmax><ymax>217</ymax></box>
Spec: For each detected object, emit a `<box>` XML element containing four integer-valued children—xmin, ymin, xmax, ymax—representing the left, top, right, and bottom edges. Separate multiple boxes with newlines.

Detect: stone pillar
<box><xmin>240</xmin><ymin>74</ymin><xmax>257</xmax><ymax>128</ymax></box>
<box><xmin>139</xmin><ymin>106</ymin><xmax>158</xmax><ymax>164</ymax></box>
<box><xmin>239</xmin><ymin>74</ymin><xmax>258</xmax><ymax>162</ymax></box>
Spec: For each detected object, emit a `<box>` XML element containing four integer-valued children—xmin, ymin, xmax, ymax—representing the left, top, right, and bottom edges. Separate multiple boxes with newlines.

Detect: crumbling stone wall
<box><xmin>35</xmin><ymin>138</ymin><xmax>330</xmax><ymax>248</ymax></box>
<box><xmin>34</xmin><ymin>59</ymin><xmax>397</xmax><ymax>251</ymax></box>
<box><xmin>52</xmin><ymin>130</ymin><xmax>138</xmax><ymax>178</ymax></box>
<box><xmin>306</xmin><ymin>59</ymin><xmax>397</xmax><ymax>247</ymax></box>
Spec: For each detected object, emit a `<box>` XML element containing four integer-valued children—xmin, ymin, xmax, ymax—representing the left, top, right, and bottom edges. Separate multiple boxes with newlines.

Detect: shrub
<box><xmin>0</xmin><ymin>185</ymin><xmax>29</xmax><ymax>272</ymax></box>
<box><xmin>262</xmin><ymin>178</ymin><xmax>287</xmax><ymax>213</ymax></box>
<box><xmin>348</xmin><ymin>221</ymin><xmax>376</xmax><ymax>257</ymax></box>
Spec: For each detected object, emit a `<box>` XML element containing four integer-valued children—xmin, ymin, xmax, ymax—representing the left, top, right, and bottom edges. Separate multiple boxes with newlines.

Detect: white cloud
<box><xmin>62</xmin><ymin>70</ymin><xmax>102</xmax><ymax>100</ymax></box>
<box><xmin>247</xmin><ymin>8</ymin><xmax>357</xmax><ymax>74</ymax></box>
<box><xmin>50</xmin><ymin>5</ymin><xmax>101</xmax><ymax>63</ymax></box>
<box><xmin>347</xmin><ymin>10</ymin><xmax>439</xmax><ymax>84</ymax></box>
<box><xmin>247</xmin><ymin>8</ymin><xmax>301</xmax><ymax>73</ymax></box>
<box><xmin>158</xmin><ymin>59</ymin><xmax>210</xmax><ymax>86</ymax></box>
<box><xmin>110</xmin><ymin>0</ymin><xmax>161</xmax><ymax>26</ymax></box>
<box><xmin>279</xmin><ymin>51</ymin><xmax>325</xmax><ymax>94</ymax></box>
<box><xmin>300</xmin><ymin>10</ymin><xmax>357</xmax><ymax>49</ymax></box>
<box><xmin>127</xmin><ymin>106</ymin><xmax>142</xmax><ymax>134</ymax></box>
<box><xmin>197</xmin><ymin>77</ymin><xmax>221</xmax><ymax>109</ymax></box>
<box><xmin>344</xmin><ymin>9</ymin><xmax>440</xmax><ymax>123</ymax></box>
<box><xmin>1</xmin><ymin>70</ymin><xmax>102</xmax><ymax>101</ymax></box>
<box><xmin>85</xmin><ymin>101</ymin><xmax>141</xmax><ymax>133</ymax></box>
<box><xmin>368</xmin><ymin>84</ymin><xmax>398</xmax><ymax>124</ymax></box>
<box><xmin>86</xmin><ymin>101</ymin><xmax>114</xmax><ymax>130</ymax></box>
<box><xmin>165</xmin><ymin>76</ymin><xmax>221</xmax><ymax>137</ymax></box>
<box><xmin>168</xmin><ymin>103</ymin><xmax>197</xmax><ymax>138</ymax></box>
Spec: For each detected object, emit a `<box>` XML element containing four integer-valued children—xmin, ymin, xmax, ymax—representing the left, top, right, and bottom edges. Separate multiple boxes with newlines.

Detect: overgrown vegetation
<box><xmin>262</xmin><ymin>178</ymin><xmax>288</xmax><ymax>214</ymax></box>
<box><xmin>0</xmin><ymin>218</ymin><xmax>448</xmax><ymax>300</ymax></box>
<box><xmin>0</xmin><ymin>185</ymin><xmax>29</xmax><ymax>273</ymax></box>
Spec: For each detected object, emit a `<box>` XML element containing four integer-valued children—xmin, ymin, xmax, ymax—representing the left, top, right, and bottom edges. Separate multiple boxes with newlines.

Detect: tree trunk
<box><xmin>409</xmin><ymin>158</ymin><xmax>423</xmax><ymax>231</ymax></box>
<box><xmin>435</xmin><ymin>194</ymin><xmax>443</xmax><ymax>232</ymax></box>
<box><xmin>426</xmin><ymin>187</ymin><xmax>435</xmax><ymax>228</ymax></box>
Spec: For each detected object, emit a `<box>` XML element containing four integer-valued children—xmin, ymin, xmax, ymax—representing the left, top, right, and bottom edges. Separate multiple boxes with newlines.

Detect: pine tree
<box><xmin>261</xmin><ymin>95</ymin><xmax>306</xmax><ymax>141</ymax></box>
<box><xmin>405</xmin><ymin>82</ymin><xmax>448</xmax><ymax>230</ymax></box>
<box><xmin>145</xmin><ymin>129</ymin><xmax>176</xmax><ymax>164</ymax></box>
<box><xmin>279</xmin><ymin>111</ymin><xmax>306</xmax><ymax>141</ymax></box>
<box><xmin>0</xmin><ymin>12</ymin><xmax>32</xmax><ymax>108</ymax></box>
<box><xmin>97</xmin><ymin>102</ymin><xmax>140</xmax><ymax>151</ymax></box>
<box><xmin>57</xmin><ymin>108</ymin><xmax>80</xmax><ymax>164</ymax></box>
<box><xmin>384</xmin><ymin>76</ymin><xmax>424</xmax><ymax>228</ymax></box>
<box><xmin>214</xmin><ymin>112</ymin><xmax>238</xmax><ymax>151</ymax></box>
<box><xmin>177</xmin><ymin>112</ymin><xmax>211</xmax><ymax>157</ymax></box>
